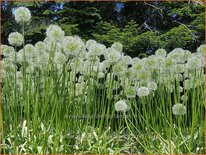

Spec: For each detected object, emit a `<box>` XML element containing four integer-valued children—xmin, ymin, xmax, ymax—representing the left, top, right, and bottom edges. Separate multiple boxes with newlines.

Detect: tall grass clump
<box><xmin>1</xmin><ymin>7</ymin><xmax>205</xmax><ymax>154</ymax></box>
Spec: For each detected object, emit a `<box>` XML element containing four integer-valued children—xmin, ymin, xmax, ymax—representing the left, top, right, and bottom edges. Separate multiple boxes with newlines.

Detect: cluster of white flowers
<box><xmin>2</xmin><ymin>7</ymin><xmax>205</xmax><ymax>115</ymax></box>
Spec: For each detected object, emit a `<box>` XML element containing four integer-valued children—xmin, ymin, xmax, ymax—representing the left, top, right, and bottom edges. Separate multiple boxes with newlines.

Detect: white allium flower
<box><xmin>121</xmin><ymin>56</ymin><xmax>132</xmax><ymax>65</ymax></box>
<box><xmin>179</xmin><ymin>86</ymin><xmax>183</xmax><ymax>93</ymax></box>
<box><xmin>183</xmin><ymin>79</ymin><xmax>192</xmax><ymax>90</ymax></box>
<box><xmin>147</xmin><ymin>82</ymin><xmax>157</xmax><ymax>91</ymax></box>
<box><xmin>124</xmin><ymin>86</ymin><xmax>136</xmax><ymax>98</ymax></box>
<box><xmin>136</xmin><ymin>70</ymin><xmax>151</xmax><ymax>82</ymax></box>
<box><xmin>88</xmin><ymin>43</ymin><xmax>106</xmax><ymax>56</ymax></box>
<box><xmin>172</xmin><ymin>103</ymin><xmax>186</xmax><ymax>115</ymax></box>
<box><xmin>86</xmin><ymin>39</ymin><xmax>97</xmax><ymax>49</ymax></box>
<box><xmin>46</xmin><ymin>25</ymin><xmax>65</xmax><ymax>42</ymax></box>
<box><xmin>24</xmin><ymin>44</ymin><xmax>36</xmax><ymax>60</ymax></box>
<box><xmin>35</xmin><ymin>41</ymin><xmax>46</xmax><ymax>52</ymax></box>
<box><xmin>186</xmin><ymin>56</ymin><xmax>204</xmax><ymax>70</ymax></box>
<box><xmin>181</xmin><ymin>94</ymin><xmax>188</xmax><ymax>101</ymax></box>
<box><xmin>197</xmin><ymin>44</ymin><xmax>205</xmax><ymax>56</ymax></box>
<box><xmin>115</xmin><ymin>100</ymin><xmax>128</xmax><ymax>112</ymax></box>
<box><xmin>63</xmin><ymin>36</ymin><xmax>85</xmax><ymax>57</ymax></box>
<box><xmin>113</xmin><ymin>61</ymin><xmax>127</xmax><ymax>76</ymax></box>
<box><xmin>132</xmin><ymin>59</ymin><xmax>144</xmax><ymax>70</ymax></box>
<box><xmin>8</xmin><ymin>32</ymin><xmax>23</xmax><ymax>46</ymax></box>
<box><xmin>137</xmin><ymin>86</ymin><xmax>150</xmax><ymax>97</ymax></box>
<box><xmin>54</xmin><ymin>52</ymin><xmax>67</xmax><ymax>65</ymax></box>
<box><xmin>145</xmin><ymin>56</ymin><xmax>157</xmax><ymax>69</ymax></box>
<box><xmin>97</xmin><ymin>72</ymin><xmax>105</xmax><ymax>78</ymax></box>
<box><xmin>104</xmin><ymin>48</ymin><xmax>123</xmax><ymax>64</ymax></box>
<box><xmin>173</xmin><ymin>64</ymin><xmax>185</xmax><ymax>73</ymax></box>
<box><xmin>111</xmin><ymin>42</ymin><xmax>123</xmax><ymax>52</ymax></box>
<box><xmin>14</xmin><ymin>7</ymin><xmax>31</xmax><ymax>23</ymax></box>
<box><xmin>17</xmin><ymin>49</ymin><xmax>24</xmax><ymax>63</ymax></box>
<box><xmin>167</xmin><ymin>48</ymin><xmax>185</xmax><ymax>63</ymax></box>
<box><xmin>155</xmin><ymin>49</ymin><xmax>167</xmax><ymax>57</ymax></box>
<box><xmin>165</xmin><ymin>57</ymin><xmax>174</xmax><ymax>68</ymax></box>
<box><xmin>1</xmin><ymin>45</ymin><xmax>15</xmax><ymax>57</ymax></box>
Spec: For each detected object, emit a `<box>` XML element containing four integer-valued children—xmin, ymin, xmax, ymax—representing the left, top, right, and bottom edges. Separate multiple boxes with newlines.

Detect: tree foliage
<box><xmin>1</xmin><ymin>1</ymin><xmax>204</xmax><ymax>57</ymax></box>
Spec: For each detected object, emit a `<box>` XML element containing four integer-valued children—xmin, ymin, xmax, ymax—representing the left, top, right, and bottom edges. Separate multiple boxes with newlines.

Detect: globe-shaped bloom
<box><xmin>54</xmin><ymin>52</ymin><xmax>67</xmax><ymax>65</ymax></box>
<box><xmin>115</xmin><ymin>100</ymin><xmax>128</xmax><ymax>112</ymax></box>
<box><xmin>1</xmin><ymin>45</ymin><xmax>15</xmax><ymax>57</ymax></box>
<box><xmin>155</xmin><ymin>48</ymin><xmax>167</xmax><ymax>57</ymax></box>
<box><xmin>63</xmin><ymin>36</ymin><xmax>85</xmax><ymax>57</ymax></box>
<box><xmin>46</xmin><ymin>25</ymin><xmax>65</xmax><ymax>42</ymax></box>
<box><xmin>111</xmin><ymin>42</ymin><xmax>123</xmax><ymax>52</ymax></box>
<box><xmin>137</xmin><ymin>86</ymin><xmax>150</xmax><ymax>97</ymax></box>
<box><xmin>172</xmin><ymin>103</ymin><xmax>186</xmax><ymax>115</ymax></box>
<box><xmin>186</xmin><ymin>56</ymin><xmax>204</xmax><ymax>70</ymax></box>
<box><xmin>8</xmin><ymin>32</ymin><xmax>23</xmax><ymax>47</ymax></box>
<box><xmin>104</xmin><ymin>48</ymin><xmax>123</xmax><ymax>64</ymax></box>
<box><xmin>14</xmin><ymin>7</ymin><xmax>31</xmax><ymax>23</ymax></box>
<box><xmin>124</xmin><ymin>86</ymin><xmax>136</xmax><ymax>98</ymax></box>
<box><xmin>147</xmin><ymin>82</ymin><xmax>157</xmax><ymax>91</ymax></box>
<box><xmin>197</xmin><ymin>44</ymin><xmax>205</xmax><ymax>57</ymax></box>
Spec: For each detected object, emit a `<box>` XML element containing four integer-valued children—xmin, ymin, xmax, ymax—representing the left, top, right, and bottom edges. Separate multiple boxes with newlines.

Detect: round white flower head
<box><xmin>86</xmin><ymin>39</ymin><xmax>97</xmax><ymax>49</ymax></box>
<box><xmin>46</xmin><ymin>25</ymin><xmax>65</xmax><ymax>42</ymax></box>
<box><xmin>24</xmin><ymin>44</ymin><xmax>36</xmax><ymax>60</ymax></box>
<box><xmin>88</xmin><ymin>43</ymin><xmax>106</xmax><ymax>56</ymax></box>
<box><xmin>1</xmin><ymin>45</ymin><xmax>15</xmax><ymax>57</ymax></box>
<box><xmin>35</xmin><ymin>41</ymin><xmax>46</xmax><ymax>52</ymax></box>
<box><xmin>63</xmin><ymin>36</ymin><xmax>85</xmax><ymax>57</ymax></box>
<box><xmin>197</xmin><ymin>44</ymin><xmax>205</xmax><ymax>57</ymax></box>
<box><xmin>111</xmin><ymin>42</ymin><xmax>123</xmax><ymax>52</ymax></box>
<box><xmin>147</xmin><ymin>82</ymin><xmax>157</xmax><ymax>91</ymax></box>
<box><xmin>137</xmin><ymin>86</ymin><xmax>150</xmax><ymax>97</ymax></box>
<box><xmin>54</xmin><ymin>52</ymin><xmax>67</xmax><ymax>65</ymax></box>
<box><xmin>14</xmin><ymin>7</ymin><xmax>31</xmax><ymax>23</ymax></box>
<box><xmin>186</xmin><ymin>56</ymin><xmax>204</xmax><ymax>70</ymax></box>
<box><xmin>8</xmin><ymin>32</ymin><xmax>23</xmax><ymax>47</ymax></box>
<box><xmin>124</xmin><ymin>86</ymin><xmax>136</xmax><ymax>98</ymax></box>
<box><xmin>121</xmin><ymin>56</ymin><xmax>132</xmax><ymax>65</ymax></box>
<box><xmin>172</xmin><ymin>103</ymin><xmax>186</xmax><ymax>115</ymax></box>
<box><xmin>155</xmin><ymin>48</ymin><xmax>167</xmax><ymax>57</ymax></box>
<box><xmin>104</xmin><ymin>48</ymin><xmax>123</xmax><ymax>64</ymax></box>
<box><xmin>181</xmin><ymin>94</ymin><xmax>188</xmax><ymax>101</ymax></box>
<box><xmin>115</xmin><ymin>100</ymin><xmax>128</xmax><ymax>112</ymax></box>
<box><xmin>97</xmin><ymin>72</ymin><xmax>105</xmax><ymax>78</ymax></box>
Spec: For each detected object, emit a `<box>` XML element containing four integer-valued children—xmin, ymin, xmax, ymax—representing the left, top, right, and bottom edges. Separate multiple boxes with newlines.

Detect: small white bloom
<box><xmin>115</xmin><ymin>100</ymin><xmax>128</xmax><ymax>112</ymax></box>
<box><xmin>111</xmin><ymin>42</ymin><xmax>123</xmax><ymax>52</ymax></box>
<box><xmin>14</xmin><ymin>7</ymin><xmax>31</xmax><ymax>23</ymax></box>
<box><xmin>8</xmin><ymin>32</ymin><xmax>23</xmax><ymax>46</ymax></box>
<box><xmin>88</xmin><ymin>43</ymin><xmax>106</xmax><ymax>56</ymax></box>
<box><xmin>147</xmin><ymin>82</ymin><xmax>157</xmax><ymax>91</ymax></box>
<box><xmin>63</xmin><ymin>36</ymin><xmax>85</xmax><ymax>57</ymax></box>
<box><xmin>172</xmin><ymin>103</ymin><xmax>186</xmax><ymax>115</ymax></box>
<box><xmin>54</xmin><ymin>52</ymin><xmax>67</xmax><ymax>65</ymax></box>
<box><xmin>1</xmin><ymin>45</ymin><xmax>15</xmax><ymax>57</ymax></box>
<box><xmin>104</xmin><ymin>48</ymin><xmax>123</xmax><ymax>64</ymax></box>
<box><xmin>46</xmin><ymin>25</ymin><xmax>65</xmax><ymax>42</ymax></box>
<box><xmin>86</xmin><ymin>39</ymin><xmax>97</xmax><ymax>49</ymax></box>
<box><xmin>186</xmin><ymin>56</ymin><xmax>204</xmax><ymax>70</ymax></box>
<box><xmin>137</xmin><ymin>86</ymin><xmax>150</xmax><ymax>97</ymax></box>
<box><xmin>97</xmin><ymin>72</ymin><xmax>105</xmax><ymax>78</ymax></box>
<box><xmin>181</xmin><ymin>94</ymin><xmax>188</xmax><ymax>101</ymax></box>
<box><xmin>179</xmin><ymin>86</ymin><xmax>183</xmax><ymax>93</ymax></box>
<box><xmin>124</xmin><ymin>86</ymin><xmax>136</xmax><ymax>98</ymax></box>
<box><xmin>155</xmin><ymin>49</ymin><xmax>167</xmax><ymax>57</ymax></box>
<box><xmin>196</xmin><ymin>44</ymin><xmax>205</xmax><ymax>57</ymax></box>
